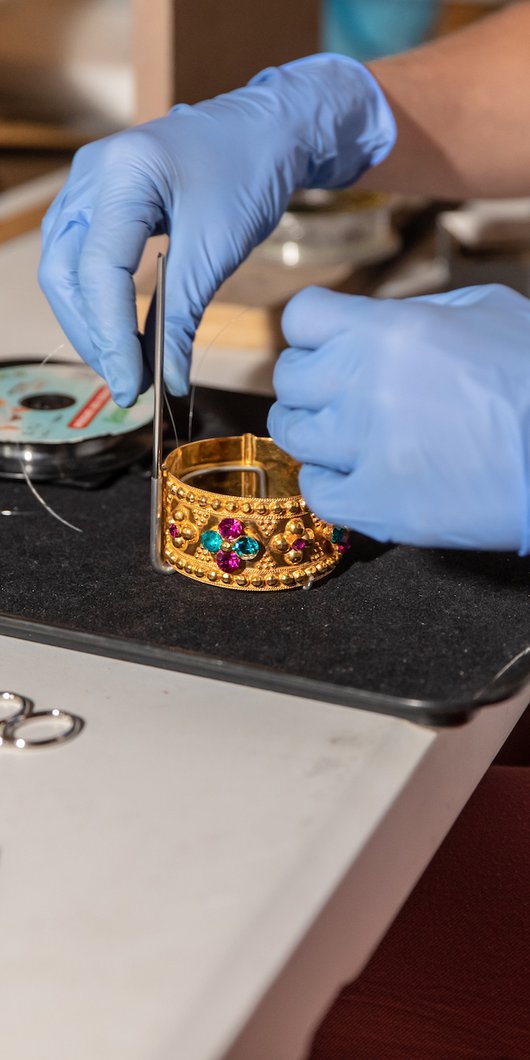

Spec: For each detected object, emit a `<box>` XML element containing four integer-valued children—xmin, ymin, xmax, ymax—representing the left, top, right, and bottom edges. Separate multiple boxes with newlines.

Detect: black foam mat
<box><xmin>1</xmin><ymin>388</ymin><xmax>529</xmax><ymax>727</ymax></box>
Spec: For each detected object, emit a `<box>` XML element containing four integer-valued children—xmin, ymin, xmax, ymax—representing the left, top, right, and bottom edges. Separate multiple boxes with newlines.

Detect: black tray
<box><xmin>1</xmin><ymin>388</ymin><xmax>529</xmax><ymax>727</ymax></box>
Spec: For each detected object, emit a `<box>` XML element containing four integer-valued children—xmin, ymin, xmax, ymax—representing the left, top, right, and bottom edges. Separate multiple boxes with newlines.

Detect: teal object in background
<box><xmin>323</xmin><ymin>0</ymin><xmax>441</xmax><ymax>60</ymax></box>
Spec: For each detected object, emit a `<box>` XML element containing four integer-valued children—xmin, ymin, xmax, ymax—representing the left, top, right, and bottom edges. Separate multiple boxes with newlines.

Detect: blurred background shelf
<box><xmin>0</xmin><ymin>0</ymin><xmax>511</xmax><ymax>388</ymax></box>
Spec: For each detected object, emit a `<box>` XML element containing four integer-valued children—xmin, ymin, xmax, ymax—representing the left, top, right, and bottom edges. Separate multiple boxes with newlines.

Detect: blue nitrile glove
<box><xmin>268</xmin><ymin>284</ymin><xmax>530</xmax><ymax>554</ymax></box>
<box><xmin>38</xmin><ymin>55</ymin><xmax>395</xmax><ymax>407</ymax></box>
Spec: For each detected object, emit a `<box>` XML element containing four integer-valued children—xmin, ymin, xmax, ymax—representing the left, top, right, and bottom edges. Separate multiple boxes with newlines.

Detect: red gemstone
<box><xmin>291</xmin><ymin>538</ymin><xmax>306</xmax><ymax>551</ymax></box>
<box><xmin>169</xmin><ymin>524</ymin><xmax>180</xmax><ymax>539</ymax></box>
<box><xmin>218</xmin><ymin>518</ymin><xmax>244</xmax><ymax>540</ymax></box>
<box><xmin>216</xmin><ymin>550</ymin><xmax>241</xmax><ymax>572</ymax></box>
<box><xmin>338</xmin><ymin>542</ymin><xmax>351</xmax><ymax>554</ymax></box>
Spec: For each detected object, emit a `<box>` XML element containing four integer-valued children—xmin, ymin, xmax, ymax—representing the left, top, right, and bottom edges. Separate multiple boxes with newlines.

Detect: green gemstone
<box><xmin>234</xmin><ymin>535</ymin><xmax>260</xmax><ymax>558</ymax></box>
<box><xmin>201</xmin><ymin>530</ymin><xmax>222</xmax><ymax>553</ymax></box>
<box><xmin>331</xmin><ymin>526</ymin><xmax>348</xmax><ymax>544</ymax></box>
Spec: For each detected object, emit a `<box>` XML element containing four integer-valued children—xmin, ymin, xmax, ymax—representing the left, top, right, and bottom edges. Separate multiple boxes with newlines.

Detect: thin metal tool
<box><xmin>150</xmin><ymin>252</ymin><xmax>174</xmax><ymax>573</ymax></box>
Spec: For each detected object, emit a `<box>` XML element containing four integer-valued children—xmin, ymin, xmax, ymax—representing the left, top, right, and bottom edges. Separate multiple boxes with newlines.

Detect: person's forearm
<box><xmin>359</xmin><ymin>1</ymin><xmax>530</xmax><ymax>199</ymax></box>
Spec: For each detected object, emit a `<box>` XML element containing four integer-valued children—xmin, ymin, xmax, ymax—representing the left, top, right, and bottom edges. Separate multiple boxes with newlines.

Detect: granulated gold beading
<box><xmin>161</xmin><ymin>434</ymin><xmax>350</xmax><ymax>591</ymax></box>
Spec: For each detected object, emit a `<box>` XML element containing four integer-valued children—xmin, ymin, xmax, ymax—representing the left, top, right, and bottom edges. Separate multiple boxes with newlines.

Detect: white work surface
<box><xmin>0</xmin><ymin>219</ymin><xmax>527</xmax><ymax>1059</ymax></box>
<box><xmin>0</xmin><ymin>635</ymin><xmax>527</xmax><ymax>1060</ymax></box>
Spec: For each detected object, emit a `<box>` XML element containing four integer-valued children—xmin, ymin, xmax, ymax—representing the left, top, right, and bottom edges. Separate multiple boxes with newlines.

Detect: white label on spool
<box><xmin>0</xmin><ymin>364</ymin><xmax>153</xmax><ymax>444</ymax></box>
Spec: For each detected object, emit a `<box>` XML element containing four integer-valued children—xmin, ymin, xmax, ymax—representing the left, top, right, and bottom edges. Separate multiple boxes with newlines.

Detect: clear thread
<box><xmin>18</xmin><ymin>453</ymin><xmax>82</xmax><ymax>534</ymax></box>
<box><xmin>4</xmin><ymin>344</ymin><xmax>81</xmax><ymax>533</ymax></box>
<box><xmin>188</xmin><ymin>308</ymin><xmax>251</xmax><ymax>443</ymax></box>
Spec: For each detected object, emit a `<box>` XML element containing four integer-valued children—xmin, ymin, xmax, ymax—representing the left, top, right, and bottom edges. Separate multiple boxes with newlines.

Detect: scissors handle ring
<box><xmin>2</xmin><ymin>709</ymin><xmax>85</xmax><ymax>749</ymax></box>
<box><xmin>0</xmin><ymin>691</ymin><xmax>34</xmax><ymax>724</ymax></box>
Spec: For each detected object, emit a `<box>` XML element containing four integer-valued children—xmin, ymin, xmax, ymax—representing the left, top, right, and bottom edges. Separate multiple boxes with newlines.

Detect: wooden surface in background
<box><xmin>169</xmin><ymin>1</ymin><xmax>319</xmax><ymax>103</ymax></box>
<box><xmin>132</xmin><ymin>0</ymin><xmax>175</xmax><ymax>124</ymax></box>
<box><xmin>133</xmin><ymin>0</ymin><xmax>319</xmax><ymax>122</ymax></box>
<box><xmin>0</xmin><ymin>122</ymin><xmax>85</xmax><ymax>152</ymax></box>
<box><xmin>0</xmin><ymin>202</ymin><xmax>51</xmax><ymax>245</ymax></box>
<box><xmin>136</xmin><ymin>252</ymin><xmax>372</xmax><ymax>356</ymax></box>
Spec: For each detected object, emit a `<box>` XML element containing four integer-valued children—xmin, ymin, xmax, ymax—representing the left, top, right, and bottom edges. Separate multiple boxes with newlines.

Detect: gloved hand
<box><xmin>38</xmin><ymin>55</ymin><xmax>395</xmax><ymax>407</ymax></box>
<box><xmin>268</xmin><ymin>284</ymin><xmax>530</xmax><ymax>553</ymax></box>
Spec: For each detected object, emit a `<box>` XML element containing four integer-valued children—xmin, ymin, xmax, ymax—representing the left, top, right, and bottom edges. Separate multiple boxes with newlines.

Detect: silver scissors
<box><xmin>0</xmin><ymin>691</ymin><xmax>84</xmax><ymax>749</ymax></box>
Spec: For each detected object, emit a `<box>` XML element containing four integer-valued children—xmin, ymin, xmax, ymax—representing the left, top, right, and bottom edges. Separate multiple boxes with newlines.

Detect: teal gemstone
<box><xmin>234</xmin><ymin>535</ymin><xmax>260</xmax><ymax>558</ymax></box>
<box><xmin>201</xmin><ymin>530</ymin><xmax>222</xmax><ymax>553</ymax></box>
<box><xmin>331</xmin><ymin>526</ymin><xmax>348</xmax><ymax>544</ymax></box>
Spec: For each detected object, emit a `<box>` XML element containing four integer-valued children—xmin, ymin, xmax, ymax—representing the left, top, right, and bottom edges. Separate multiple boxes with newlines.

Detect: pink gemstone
<box><xmin>218</xmin><ymin>518</ymin><xmax>244</xmax><ymax>540</ymax></box>
<box><xmin>338</xmin><ymin>543</ymin><xmax>351</xmax><ymax>554</ymax></box>
<box><xmin>216</xmin><ymin>550</ymin><xmax>241</xmax><ymax>572</ymax></box>
<box><xmin>169</xmin><ymin>524</ymin><xmax>180</xmax><ymax>539</ymax></box>
<box><xmin>291</xmin><ymin>538</ymin><xmax>306</xmax><ymax>551</ymax></box>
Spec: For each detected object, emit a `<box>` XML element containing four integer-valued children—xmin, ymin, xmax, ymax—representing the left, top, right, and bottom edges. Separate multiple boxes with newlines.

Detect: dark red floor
<box><xmin>308</xmin><ymin>711</ymin><xmax>530</xmax><ymax>1060</ymax></box>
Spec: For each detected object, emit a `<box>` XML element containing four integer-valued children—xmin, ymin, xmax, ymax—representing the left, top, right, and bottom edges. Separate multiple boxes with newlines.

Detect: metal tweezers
<box><xmin>150</xmin><ymin>253</ymin><xmax>174</xmax><ymax>574</ymax></box>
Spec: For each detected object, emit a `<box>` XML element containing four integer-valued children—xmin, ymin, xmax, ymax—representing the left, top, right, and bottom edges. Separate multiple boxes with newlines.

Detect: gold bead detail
<box><xmin>271</xmin><ymin>534</ymin><xmax>289</xmax><ymax>553</ymax></box>
<box><xmin>287</xmin><ymin>549</ymin><xmax>303</xmax><ymax>564</ymax></box>
<box><xmin>163</xmin><ymin>459</ymin><xmax>339</xmax><ymax>591</ymax></box>
<box><xmin>286</xmin><ymin>518</ymin><xmax>304</xmax><ymax>536</ymax></box>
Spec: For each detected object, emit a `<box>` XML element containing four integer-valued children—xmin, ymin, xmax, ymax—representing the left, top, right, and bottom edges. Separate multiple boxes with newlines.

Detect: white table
<box><xmin>0</xmin><ymin>220</ymin><xmax>527</xmax><ymax>1060</ymax></box>
<box><xmin>0</xmin><ymin>634</ymin><xmax>526</xmax><ymax>1060</ymax></box>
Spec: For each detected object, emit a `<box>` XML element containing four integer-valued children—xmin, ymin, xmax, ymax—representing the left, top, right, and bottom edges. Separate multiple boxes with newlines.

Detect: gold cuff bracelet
<box><xmin>159</xmin><ymin>433</ymin><xmax>351</xmax><ymax>591</ymax></box>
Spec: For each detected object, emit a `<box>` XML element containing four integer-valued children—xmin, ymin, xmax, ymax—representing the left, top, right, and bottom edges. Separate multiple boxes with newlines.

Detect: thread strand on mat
<box><xmin>12</xmin><ymin>342</ymin><xmax>81</xmax><ymax>533</ymax></box>
<box><xmin>18</xmin><ymin>455</ymin><xmax>82</xmax><ymax>533</ymax></box>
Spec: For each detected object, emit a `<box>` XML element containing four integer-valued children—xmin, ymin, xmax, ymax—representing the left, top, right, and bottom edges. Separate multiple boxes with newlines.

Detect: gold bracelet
<box><xmin>160</xmin><ymin>434</ymin><xmax>351</xmax><ymax>591</ymax></box>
